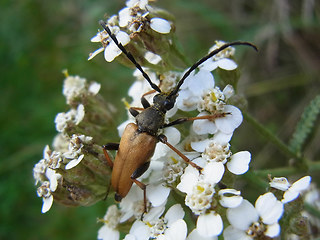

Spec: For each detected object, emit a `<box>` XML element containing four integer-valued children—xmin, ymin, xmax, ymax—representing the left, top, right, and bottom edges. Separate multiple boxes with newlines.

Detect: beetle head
<box><xmin>153</xmin><ymin>92</ymin><xmax>178</xmax><ymax>113</ymax></box>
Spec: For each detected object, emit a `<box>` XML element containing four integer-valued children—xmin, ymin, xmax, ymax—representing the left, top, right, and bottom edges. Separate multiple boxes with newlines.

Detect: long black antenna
<box><xmin>99</xmin><ymin>20</ymin><xmax>161</xmax><ymax>93</ymax></box>
<box><xmin>169</xmin><ymin>41</ymin><xmax>258</xmax><ymax>97</ymax></box>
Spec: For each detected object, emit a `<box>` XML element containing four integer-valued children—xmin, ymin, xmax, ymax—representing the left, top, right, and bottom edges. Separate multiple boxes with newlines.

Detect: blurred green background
<box><xmin>1</xmin><ymin>0</ymin><xmax>319</xmax><ymax>239</ymax></box>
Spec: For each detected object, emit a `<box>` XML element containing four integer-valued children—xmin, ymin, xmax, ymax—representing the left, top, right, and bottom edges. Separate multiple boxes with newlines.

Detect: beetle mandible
<box><xmin>99</xmin><ymin>20</ymin><xmax>257</xmax><ymax>212</ymax></box>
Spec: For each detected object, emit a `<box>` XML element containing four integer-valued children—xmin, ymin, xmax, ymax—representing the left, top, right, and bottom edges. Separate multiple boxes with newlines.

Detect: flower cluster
<box><xmin>88</xmin><ymin>0</ymin><xmax>173</xmax><ymax>64</ymax></box>
<box><xmin>33</xmin><ymin>74</ymin><xmax>116</xmax><ymax>212</ymax></box>
<box><xmin>91</xmin><ymin>1</ymin><xmax>313</xmax><ymax>239</ymax></box>
<box><xmin>34</xmin><ymin>0</ymin><xmax>314</xmax><ymax>239</ymax></box>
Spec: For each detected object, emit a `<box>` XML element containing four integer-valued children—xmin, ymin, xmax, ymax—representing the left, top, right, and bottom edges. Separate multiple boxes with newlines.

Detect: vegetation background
<box><xmin>1</xmin><ymin>0</ymin><xmax>319</xmax><ymax>239</ymax></box>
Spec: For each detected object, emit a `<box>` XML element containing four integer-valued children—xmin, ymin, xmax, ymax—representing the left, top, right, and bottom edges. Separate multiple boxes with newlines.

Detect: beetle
<box><xmin>99</xmin><ymin>20</ymin><xmax>257</xmax><ymax>212</ymax></box>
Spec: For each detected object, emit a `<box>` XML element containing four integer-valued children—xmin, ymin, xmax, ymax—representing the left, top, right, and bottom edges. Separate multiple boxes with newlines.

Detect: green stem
<box><xmin>243</xmin><ymin>111</ymin><xmax>308</xmax><ymax>170</ymax></box>
<box><xmin>304</xmin><ymin>202</ymin><xmax>320</xmax><ymax>219</ymax></box>
<box><xmin>254</xmin><ymin>160</ymin><xmax>320</xmax><ymax>177</ymax></box>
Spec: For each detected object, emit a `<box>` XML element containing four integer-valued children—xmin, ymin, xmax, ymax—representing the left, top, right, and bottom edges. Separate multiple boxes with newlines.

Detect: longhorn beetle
<box><xmin>99</xmin><ymin>20</ymin><xmax>257</xmax><ymax>213</ymax></box>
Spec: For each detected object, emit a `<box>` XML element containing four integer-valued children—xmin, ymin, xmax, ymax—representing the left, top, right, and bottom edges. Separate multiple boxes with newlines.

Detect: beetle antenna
<box><xmin>99</xmin><ymin>20</ymin><xmax>161</xmax><ymax>93</ymax></box>
<box><xmin>169</xmin><ymin>41</ymin><xmax>258</xmax><ymax>97</ymax></box>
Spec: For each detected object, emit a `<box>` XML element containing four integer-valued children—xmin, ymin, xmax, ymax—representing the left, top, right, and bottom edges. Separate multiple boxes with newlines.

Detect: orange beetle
<box><xmin>99</xmin><ymin>20</ymin><xmax>257</xmax><ymax>212</ymax></box>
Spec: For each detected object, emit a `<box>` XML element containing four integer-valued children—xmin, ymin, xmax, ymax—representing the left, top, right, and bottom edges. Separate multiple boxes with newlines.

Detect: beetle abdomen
<box><xmin>111</xmin><ymin>123</ymin><xmax>157</xmax><ymax>200</ymax></box>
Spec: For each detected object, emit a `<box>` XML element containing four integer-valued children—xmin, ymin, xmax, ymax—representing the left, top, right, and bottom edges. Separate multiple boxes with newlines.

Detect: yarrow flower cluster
<box><xmin>33</xmin><ymin>74</ymin><xmax>115</xmax><ymax>212</ymax></box>
<box><xmin>34</xmin><ymin>0</ymin><xmax>314</xmax><ymax>239</ymax></box>
<box><xmin>88</xmin><ymin>0</ymin><xmax>173</xmax><ymax>63</ymax></box>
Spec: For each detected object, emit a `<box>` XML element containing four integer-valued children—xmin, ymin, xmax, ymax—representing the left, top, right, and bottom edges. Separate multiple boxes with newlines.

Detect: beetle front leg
<box><xmin>158</xmin><ymin>134</ymin><xmax>203</xmax><ymax>172</ymax></box>
<box><xmin>131</xmin><ymin>161</ymin><xmax>150</xmax><ymax>214</ymax></box>
<box><xmin>102</xmin><ymin>143</ymin><xmax>119</xmax><ymax>168</ymax></box>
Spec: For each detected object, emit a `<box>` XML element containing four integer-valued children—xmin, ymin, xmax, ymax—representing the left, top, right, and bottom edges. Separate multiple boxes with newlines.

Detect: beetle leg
<box><xmin>141</xmin><ymin>96</ymin><xmax>151</xmax><ymax>109</ymax></box>
<box><xmin>158</xmin><ymin>134</ymin><xmax>203</xmax><ymax>172</ymax></box>
<box><xmin>129</xmin><ymin>108</ymin><xmax>140</xmax><ymax>117</ymax></box>
<box><xmin>131</xmin><ymin>161</ymin><xmax>150</xmax><ymax>213</ymax></box>
<box><xmin>162</xmin><ymin>112</ymin><xmax>230</xmax><ymax>128</ymax></box>
<box><xmin>102</xmin><ymin>143</ymin><xmax>119</xmax><ymax>168</ymax></box>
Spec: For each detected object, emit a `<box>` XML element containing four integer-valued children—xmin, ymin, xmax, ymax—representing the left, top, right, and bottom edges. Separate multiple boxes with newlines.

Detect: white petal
<box><xmin>265</xmin><ymin>223</ymin><xmax>281</xmax><ymax>238</ymax></box>
<box><xmin>88</xmin><ymin>47</ymin><xmax>104</xmax><ymax>60</ymax></box>
<box><xmin>124</xmin><ymin>234</ymin><xmax>136</xmax><ymax>240</ymax></box>
<box><xmin>255</xmin><ymin>192</ymin><xmax>283</xmax><ymax>225</ymax></box>
<box><xmin>217</xmin><ymin>58</ymin><xmax>237</xmax><ymax>70</ymax></box>
<box><xmin>212</xmin><ymin>131</ymin><xmax>233</xmax><ymax>145</ymax></box>
<box><xmin>98</xmin><ymin>225</ymin><xmax>119</xmax><ymax>240</ymax></box>
<box><xmin>215</xmin><ymin>105</ymin><xmax>243</xmax><ymax>134</ymax></box>
<box><xmin>104</xmin><ymin>42</ymin><xmax>122</xmax><ymax>62</ymax></box>
<box><xmin>88</xmin><ymin>82</ymin><xmax>101</xmax><ymax>95</ymax></box>
<box><xmin>143</xmin><ymin>205</ymin><xmax>165</xmax><ymax>223</ymax></box>
<box><xmin>118</xmin><ymin>7</ymin><xmax>131</xmax><ymax>27</ymax></box>
<box><xmin>290</xmin><ymin>176</ymin><xmax>311</xmax><ymax>192</ymax></box>
<box><xmin>42</xmin><ymin>195</ymin><xmax>53</xmax><ymax>213</ymax></box>
<box><xmin>227</xmin><ymin>151</ymin><xmax>251</xmax><ymax>175</ymax></box>
<box><xmin>226</xmin><ymin>200</ymin><xmax>258</xmax><ymax>230</ymax></box>
<box><xmin>65</xmin><ymin>154</ymin><xmax>84</xmax><ymax>170</ymax></box>
<box><xmin>187</xmin><ymin>228</ymin><xmax>218</xmax><ymax>240</ymax></box>
<box><xmin>147</xmin><ymin>184</ymin><xmax>170</xmax><ymax>207</ymax></box>
<box><xmin>177</xmin><ymin>166</ymin><xmax>199</xmax><ymax>194</ymax></box>
<box><xmin>75</xmin><ymin>104</ymin><xmax>85</xmax><ymax>125</ymax></box>
<box><xmin>188</xmin><ymin>70</ymin><xmax>214</xmax><ymax>96</ymax></box>
<box><xmin>199</xmin><ymin>59</ymin><xmax>218</xmax><ymax>72</ymax></box>
<box><xmin>269</xmin><ymin>177</ymin><xmax>290</xmax><ymax>191</ymax></box>
<box><xmin>222</xmin><ymin>85</ymin><xmax>234</xmax><ymax>99</ymax></box>
<box><xmin>219</xmin><ymin>189</ymin><xmax>243</xmax><ymax>208</ymax></box>
<box><xmin>191</xmin><ymin>139</ymin><xmax>211</xmax><ymax>153</ymax></box>
<box><xmin>193</xmin><ymin>112</ymin><xmax>217</xmax><ymax>135</ymax></box>
<box><xmin>165</xmin><ymin>219</ymin><xmax>187</xmax><ymax>240</ymax></box>
<box><xmin>153</xmin><ymin>127</ymin><xmax>181</xmax><ymax>159</ymax></box>
<box><xmin>144</xmin><ymin>51</ymin><xmax>162</xmax><ymax>64</ymax></box>
<box><xmin>176</xmin><ymin>89</ymin><xmax>199</xmax><ymax>111</ymax></box>
<box><xmin>197</xmin><ymin>213</ymin><xmax>223</xmax><ymax>237</ymax></box>
<box><xmin>223</xmin><ymin>226</ymin><xmax>252</xmax><ymax>240</ymax></box>
<box><xmin>203</xmin><ymin>162</ymin><xmax>225</xmax><ymax>184</ymax></box>
<box><xmin>104</xmin><ymin>31</ymin><xmax>130</xmax><ymax>62</ymax></box>
<box><xmin>45</xmin><ymin>168</ymin><xmax>61</xmax><ymax>191</ymax></box>
<box><xmin>129</xmin><ymin>220</ymin><xmax>150</xmax><ymax>240</ymax></box>
<box><xmin>282</xmin><ymin>190</ymin><xmax>300</xmax><ymax>204</ymax></box>
<box><xmin>165</xmin><ymin>204</ymin><xmax>185</xmax><ymax>226</ymax></box>
<box><xmin>150</xmin><ymin>18</ymin><xmax>171</xmax><ymax>34</ymax></box>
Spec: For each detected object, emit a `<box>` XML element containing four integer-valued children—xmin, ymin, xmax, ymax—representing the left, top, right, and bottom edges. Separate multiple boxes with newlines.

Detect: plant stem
<box><xmin>243</xmin><ymin>111</ymin><xmax>308</xmax><ymax>170</ymax></box>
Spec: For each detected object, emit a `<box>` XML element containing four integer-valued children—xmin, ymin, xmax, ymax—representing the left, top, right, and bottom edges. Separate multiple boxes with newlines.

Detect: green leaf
<box><xmin>289</xmin><ymin>94</ymin><xmax>320</xmax><ymax>155</ymax></box>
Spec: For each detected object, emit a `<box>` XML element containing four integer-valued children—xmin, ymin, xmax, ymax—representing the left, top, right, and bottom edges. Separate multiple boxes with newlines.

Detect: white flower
<box><xmin>150</xmin><ymin>18</ymin><xmax>171</xmax><ymax>34</ymax></box>
<box><xmin>191</xmin><ymin>139</ymin><xmax>251</xmax><ymax>175</ymax></box>
<box><xmin>218</xmin><ymin>189</ymin><xmax>243</xmax><ymax>208</ymax></box>
<box><xmin>119</xmin><ymin>184</ymin><xmax>169</xmax><ymax>222</ymax></box>
<box><xmin>88</xmin><ymin>26</ymin><xmax>130</xmax><ymax>62</ymax></box>
<box><xmin>225</xmin><ymin>193</ymin><xmax>284</xmax><ymax>239</ymax></box>
<box><xmin>176</xmin><ymin>70</ymin><xmax>215</xmax><ymax>112</ymax></box>
<box><xmin>98</xmin><ymin>205</ymin><xmax>121</xmax><ymax>240</ymax></box>
<box><xmin>269</xmin><ymin>176</ymin><xmax>311</xmax><ymax>203</ymax></box>
<box><xmin>36</xmin><ymin>168</ymin><xmax>61</xmax><ymax>213</ymax></box>
<box><xmin>55</xmin><ymin>104</ymin><xmax>85</xmax><ymax>132</ymax></box>
<box><xmin>127</xmin><ymin>204</ymin><xmax>187</xmax><ymax>240</ymax></box>
<box><xmin>37</xmin><ymin>181</ymin><xmax>54</xmax><ymax>213</ymax></box>
<box><xmin>63</xmin><ymin>75</ymin><xmax>86</xmax><ymax>104</ymax></box>
<box><xmin>64</xmin><ymin>134</ymin><xmax>93</xmax><ymax>169</ymax></box>
<box><xmin>199</xmin><ymin>41</ymin><xmax>237</xmax><ymax>71</ymax></box>
<box><xmin>282</xmin><ymin>176</ymin><xmax>311</xmax><ymax>203</ymax></box>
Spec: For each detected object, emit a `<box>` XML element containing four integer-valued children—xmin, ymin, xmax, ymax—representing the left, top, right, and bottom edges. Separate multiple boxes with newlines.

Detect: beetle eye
<box><xmin>164</xmin><ymin>99</ymin><xmax>174</xmax><ymax>110</ymax></box>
